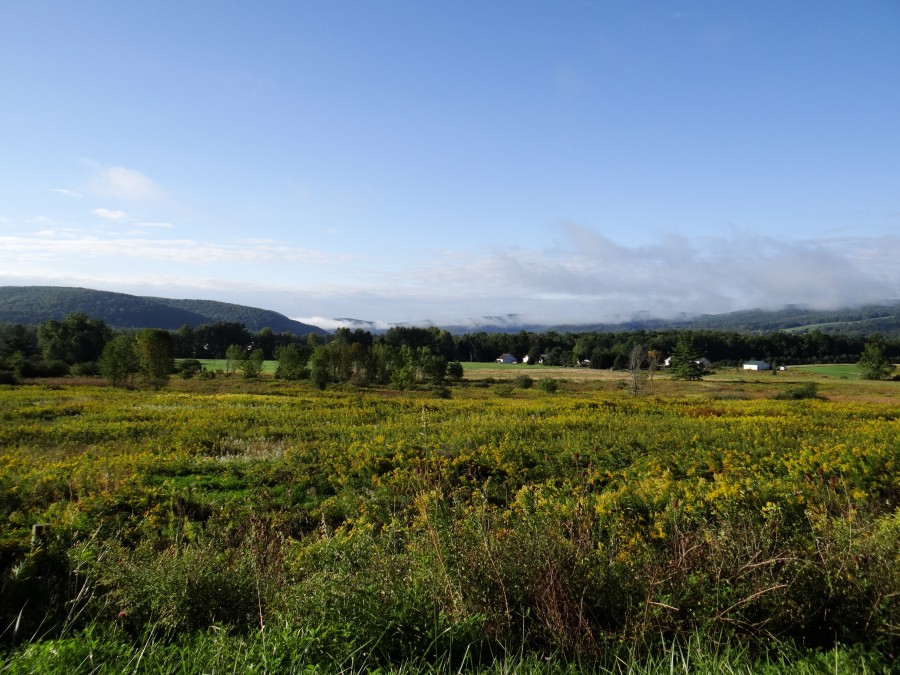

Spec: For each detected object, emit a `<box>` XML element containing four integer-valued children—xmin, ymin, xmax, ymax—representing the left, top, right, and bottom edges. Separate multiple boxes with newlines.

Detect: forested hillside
<box><xmin>549</xmin><ymin>302</ymin><xmax>900</xmax><ymax>337</ymax></box>
<box><xmin>0</xmin><ymin>286</ymin><xmax>326</xmax><ymax>334</ymax></box>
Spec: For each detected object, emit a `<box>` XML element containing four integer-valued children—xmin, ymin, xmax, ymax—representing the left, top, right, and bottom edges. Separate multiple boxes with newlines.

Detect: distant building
<box><xmin>742</xmin><ymin>360</ymin><xmax>771</xmax><ymax>371</ymax></box>
<box><xmin>496</xmin><ymin>353</ymin><xmax>518</xmax><ymax>364</ymax></box>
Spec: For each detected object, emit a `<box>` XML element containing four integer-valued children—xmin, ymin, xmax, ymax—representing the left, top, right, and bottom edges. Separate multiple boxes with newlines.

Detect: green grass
<box><xmin>2</xmin><ymin>629</ymin><xmax>891</xmax><ymax>674</ymax></box>
<box><xmin>792</xmin><ymin>363</ymin><xmax>863</xmax><ymax>378</ymax></box>
<box><xmin>184</xmin><ymin>358</ymin><xmax>278</xmax><ymax>374</ymax></box>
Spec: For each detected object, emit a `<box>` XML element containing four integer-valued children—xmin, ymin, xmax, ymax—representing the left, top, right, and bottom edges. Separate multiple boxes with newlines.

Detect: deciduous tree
<box><xmin>99</xmin><ymin>334</ymin><xmax>138</xmax><ymax>388</ymax></box>
<box><xmin>858</xmin><ymin>337</ymin><xmax>894</xmax><ymax>380</ymax></box>
<box><xmin>135</xmin><ymin>329</ymin><xmax>174</xmax><ymax>390</ymax></box>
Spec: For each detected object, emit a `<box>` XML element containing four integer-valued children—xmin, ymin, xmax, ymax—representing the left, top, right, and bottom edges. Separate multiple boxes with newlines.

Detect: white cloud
<box><xmin>51</xmin><ymin>188</ymin><xmax>83</xmax><ymax>199</ymax></box>
<box><xmin>293</xmin><ymin>227</ymin><xmax>900</xmax><ymax>324</ymax></box>
<box><xmin>91</xmin><ymin>208</ymin><xmax>128</xmax><ymax>221</ymax></box>
<box><xmin>89</xmin><ymin>165</ymin><xmax>161</xmax><ymax>200</ymax></box>
<box><xmin>292</xmin><ymin>316</ymin><xmax>394</xmax><ymax>331</ymax></box>
<box><xmin>1</xmin><ymin>222</ymin><xmax>897</xmax><ymax>326</ymax></box>
<box><xmin>0</xmin><ymin>233</ymin><xmax>345</xmax><ymax>267</ymax></box>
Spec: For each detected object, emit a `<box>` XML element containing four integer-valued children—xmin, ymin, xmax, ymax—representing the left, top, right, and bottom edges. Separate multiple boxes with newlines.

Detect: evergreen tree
<box><xmin>670</xmin><ymin>332</ymin><xmax>704</xmax><ymax>380</ymax></box>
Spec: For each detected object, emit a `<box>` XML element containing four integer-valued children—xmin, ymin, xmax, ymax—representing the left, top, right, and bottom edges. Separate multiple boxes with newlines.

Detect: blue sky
<box><xmin>2</xmin><ymin>2</ymin><xmax>898</xmax><ymax>328</ymax></box>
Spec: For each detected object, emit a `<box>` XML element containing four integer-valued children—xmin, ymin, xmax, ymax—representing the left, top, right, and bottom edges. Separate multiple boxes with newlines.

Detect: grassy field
<box><xmin>1</xmin><ymin>374</ymin><xmax>897</xmax><ymax>671</ymax></box>
<box><xmin>183</xmin><ymin>357</ymin><xmax>278</xmax><ymax>374</ymax></box>
<box><xmin>792</xmin><ymin>363</ymin><xmax>863</xmax><ymax>378</ymax></box>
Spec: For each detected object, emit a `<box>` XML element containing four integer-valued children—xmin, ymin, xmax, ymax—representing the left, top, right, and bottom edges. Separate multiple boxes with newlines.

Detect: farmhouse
<box><xmin>742</xmin><ymin>360</ymin><xmax>771</xmax><ymax>371</ymax></box>
<box><xmin>496</xmin><ymin>353</ymin><xmax>518</xmax><ymax>364</ymax></box>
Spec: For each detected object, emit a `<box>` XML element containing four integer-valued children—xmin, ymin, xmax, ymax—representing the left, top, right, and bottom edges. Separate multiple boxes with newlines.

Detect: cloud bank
<box><xmin>1</xmin><ymin>221</ymin><xmax>897</xmax><ymax>326</ymax></box>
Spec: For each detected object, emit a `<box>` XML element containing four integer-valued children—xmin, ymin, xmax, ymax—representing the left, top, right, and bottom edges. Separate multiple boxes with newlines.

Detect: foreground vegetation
<box><xmin>1</xmin><ymin>373</ymin><xmax>897</xmax><ymax>671</ymax></box>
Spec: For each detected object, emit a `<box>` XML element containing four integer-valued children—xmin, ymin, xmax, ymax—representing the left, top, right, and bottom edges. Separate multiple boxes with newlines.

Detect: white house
<box><xmin>742</xmin><ymin>360</ymin><xmax>771</xmax><ymax>371</ymax></box>
<box><xmin>496</xmin><ymin>353</ymin><xmax>518</xmax><ymax>364</ymax></box>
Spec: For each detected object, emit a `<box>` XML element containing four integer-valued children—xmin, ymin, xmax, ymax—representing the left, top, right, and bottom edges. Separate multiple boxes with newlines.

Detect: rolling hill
<box><xmin>0</xmin><ymin>286</ymin><xmax>327</xmax><ymax>335</ymax></box>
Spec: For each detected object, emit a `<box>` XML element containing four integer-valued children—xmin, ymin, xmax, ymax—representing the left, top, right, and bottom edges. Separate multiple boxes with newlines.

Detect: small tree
<box><xmin>858</xmin><ymin>337</ymin><xmax>894</xmax><ymax>380</ymax></box>
<box><xmin>275</xmin><ymin>344</ymin><xmax>308</xmax><ymax>380</ymax></box>
<box><xmin>225</xmin><ymin>344</ymin><xmax>246</xmax><ymax>376</ymax></box>
<box><xmin>628</xmin><ymin>344</ymin><xmax>646</xmax><ymax>396</ymax></box>
<box><xmin>134</xmin><ymin>329</ymin><xmax>174</xmax><ymax>390</ymax></box>
<box><xmin>670</xmin><ymin>332</ymin><xmax>704</xmax><ymax>381</ymax></box>
<box><xmin>446</xmin><ymin>361</ymin><xmax>464</xmax><ymax>381</ymax></box>
<box><xmin>307</xmin><ymin>346</ymin><xmax>332</xmax><ymax>390</ymax></box>
<box><xmin>99</xmin><ymin>334</ymin><xmax>138</xmax><ymax>388</ymax></box>
<box><xmin>242</xmin><ymin>348</ymin><xmax>265</xmax><ymax>379</ymax></box>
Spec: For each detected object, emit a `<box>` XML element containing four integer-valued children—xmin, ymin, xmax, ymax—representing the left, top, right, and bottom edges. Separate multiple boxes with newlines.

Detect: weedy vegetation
<box><xmin>0</xmin><ymin>373</ymin><xmax>897</xmax><ymax>672</ymax></box>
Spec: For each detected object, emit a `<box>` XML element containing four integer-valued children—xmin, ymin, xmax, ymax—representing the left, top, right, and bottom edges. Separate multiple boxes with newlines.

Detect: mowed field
<box><xmin>1</xmin><ymin>370</ymin><xmax>898</xmax><ymax>672</ymax></box>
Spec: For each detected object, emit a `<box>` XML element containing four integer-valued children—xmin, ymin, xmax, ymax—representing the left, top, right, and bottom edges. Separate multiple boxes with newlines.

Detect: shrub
<box><xmin>537</xmin><ymin>378</ymin><xmax>558</xmax><ymax>393</ymax></box>
<box><xmin>69</xmin><ymin>361</ymin><xmax>100</xmax><ymax>377</ymax></box>
<box><xmin>774</xmin><ymin>382</ymin><xmax>819</xmax><ymax>400</ymax></box>
<box><xmin>513</xmin><ymin>374</ymin><xmax>534</xmax><ymax>389</ymax></box>
<box><xmin>494</xmin><ymin>384</ymin><xmax>514</xmax><ymax>397</ymax></box>
<box><xmin>446</xmin><ymin>361</ymin><xmax>464</xmax><ymax>381</ymax></box>
<box><xmin>21</xmin><ymin>359</ymin><xmax>70</xmax><ymax>377</ymax></box>
<box><xmin>98</xmin><ymin>540</ymin><xmax>260</xmax><ymax>633</ymax></box>
<box><xmin>178</xmin><ymin>359</ymin><xmax>203</xmax><ymax>375</ymax></box>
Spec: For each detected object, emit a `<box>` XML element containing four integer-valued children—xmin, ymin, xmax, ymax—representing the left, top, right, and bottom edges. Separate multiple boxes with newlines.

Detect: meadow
<box><xmin>0</xmin><ymin>371</ymin><xmax>897</xmax><ymax>672</ymax></box>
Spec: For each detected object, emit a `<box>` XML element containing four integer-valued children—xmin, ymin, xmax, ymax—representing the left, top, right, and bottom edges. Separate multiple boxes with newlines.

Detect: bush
<box><xmin>446</xmin><ymin>362</ymin><xmax>464</xmax><ymax>381</ymax></box>
<box><xmin>494</xmin><ymin>384</ymin><xmax>514</xmax><ymax>397</ymax></box>
<box><xmin>537</xmin><ymin>378</ymin><xmax>558</xmax><ymax>393</ymax></box>
<box><xmin>774</xmin><ymin>382</ymin><xmax>819</xmax><ymax>400</ymax></box>
<box><xmin>513</xmin><ymin>374</ymin><xmax>534</xmax><ymax>389</ymax></box>
<box><xmin>178</xmin><ymin>359</ymin><xmax>203</xmax><ymax>375</ymax></box>
<box><xmin>69</xmin><ymin>361</ymin><xmax>100</xmax><ymax>377</ymax></box>
<box><xmin>97</xmin><ymin>539</ymin><xmax>260</xmax><ymax>633</ymax></box>
<box><xmin>20</xmin><ymin>359</ymin><xmax>70</xmax><ymax>377</ymax></box>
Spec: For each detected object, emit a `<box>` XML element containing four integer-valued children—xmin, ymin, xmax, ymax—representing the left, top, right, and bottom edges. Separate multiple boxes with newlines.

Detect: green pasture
<box><xmin>792</xmin><ymin>363</ymin><xmax>863</xmax><ymax>378</ymax></box>
<box><xmin>184</xmin><ymin>357</ymin><xmax>278</xmax><ymax>374</ymax></box>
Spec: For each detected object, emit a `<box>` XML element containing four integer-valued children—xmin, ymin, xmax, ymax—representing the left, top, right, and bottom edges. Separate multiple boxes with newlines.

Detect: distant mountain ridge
<box><xmin>0</xmin><ymin>286</ymin><xmax>326</xmax><ymax>335</ymax></box>
<box><xmin>3</xmin><ymin>286</ymin><xmax>898</xmax><ymax>337</ymax></box>
<box><xmin>550</xmin><ymin>302</ymin><xmax>900</xmax><ymax>336</ymax></box>
<box><xmin>354</xmin><ymin>303</ymin><xmax>900</xmax><ymax>337</ymax></box>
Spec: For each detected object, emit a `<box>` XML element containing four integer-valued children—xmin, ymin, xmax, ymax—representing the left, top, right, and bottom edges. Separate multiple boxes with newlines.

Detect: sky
<box><xmin>1</xmin><ymin>1</ymin><xmax>899</xmax><ymax>329</ymax></box>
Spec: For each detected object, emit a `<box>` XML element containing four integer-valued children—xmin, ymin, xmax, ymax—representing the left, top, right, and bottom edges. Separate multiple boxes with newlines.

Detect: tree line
<box><xmin>1</xmin><ymin>313</ymin><xmax>897</xmax><ymax>387</ymax></box>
